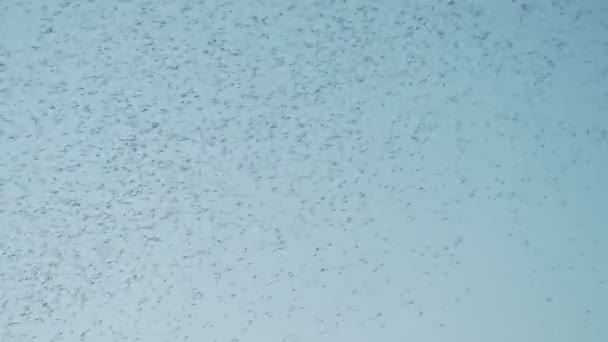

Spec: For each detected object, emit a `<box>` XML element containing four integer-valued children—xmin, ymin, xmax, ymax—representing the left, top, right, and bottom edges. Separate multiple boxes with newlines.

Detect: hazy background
<box><xmin>1</xmin><ymin>0</ymin><xmax>607</xmax><ymax>341</ymax></box>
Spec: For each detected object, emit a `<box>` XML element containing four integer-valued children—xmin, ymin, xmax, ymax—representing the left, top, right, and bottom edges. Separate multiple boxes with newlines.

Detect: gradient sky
<box><xmin>1</xmin><ymin>0</ymin><xmax>607</xmax><ymax>341</ymax></box>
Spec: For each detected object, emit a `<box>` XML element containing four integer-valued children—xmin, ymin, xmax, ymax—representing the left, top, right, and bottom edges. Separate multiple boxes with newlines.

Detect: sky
<box><xmin>0</xmin><ymin>0</ymin><xmax>607</xmax><ymax>341</ymax></box>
